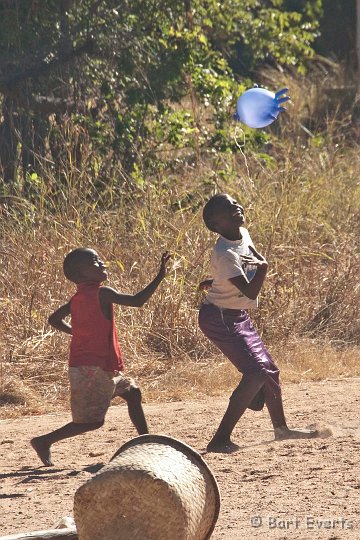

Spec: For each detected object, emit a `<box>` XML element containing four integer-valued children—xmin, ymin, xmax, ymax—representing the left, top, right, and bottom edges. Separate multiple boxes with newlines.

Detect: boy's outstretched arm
<box><xmin>48</xmin><ymin>302</ymin><xmax>72</xmax><ymax>334</ymax></box>
<box><xmin>100</xmin><ymin>252</ymin><xmax>171</xmax><ymax>309</ymax></box>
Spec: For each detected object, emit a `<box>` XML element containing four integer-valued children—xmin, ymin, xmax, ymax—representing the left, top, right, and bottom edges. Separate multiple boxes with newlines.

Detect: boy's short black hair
<box><xmin>63</xmin><ymin>248</ymin><xmax>92</xmax><ymax>282</ymax></box>
<box><xmin>202</xmin><ymin>193</ymin><xmax>228</xmax><ymax>232</ymax></box>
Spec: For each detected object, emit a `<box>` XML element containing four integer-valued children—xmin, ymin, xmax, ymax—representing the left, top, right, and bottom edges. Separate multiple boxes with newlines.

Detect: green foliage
<box><xmin>192</xmin><ymin>0</ymin><xmax>321</xmax><ymax>73</ymax></box>
<box><xmin>0</xmin><ymin>0</ymin><xmax>322</xmax><ymax>194</ymax></box>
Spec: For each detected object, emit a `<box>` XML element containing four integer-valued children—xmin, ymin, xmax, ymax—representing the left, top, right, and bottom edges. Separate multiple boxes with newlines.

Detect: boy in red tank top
<box><xmin>31</xmin><ymin>247</ymin><xmax>170</xmax><ymax>466</ymax></box>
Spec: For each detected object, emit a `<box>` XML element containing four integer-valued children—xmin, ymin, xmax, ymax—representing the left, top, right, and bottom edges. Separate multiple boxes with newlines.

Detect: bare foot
<box><xmin>30</xmin><ymin>436</ymin><xmax>54</xmax><ymax>466</ymax></box>
<box><xmin>206</xmin><ymin>438</ymin><xmax>240</xmax><ymax>454</ymax></box>
<box><xmin>274</xmin><ymin>426</ymin><xmax>319</xmax><ymax>441</ymax></box>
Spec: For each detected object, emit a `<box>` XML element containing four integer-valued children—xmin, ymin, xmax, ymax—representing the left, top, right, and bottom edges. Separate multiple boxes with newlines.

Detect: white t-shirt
<box><xmin>205</xmin><ymin>227</ymin><xmax>258</xmax><ymax>310</ymax></box>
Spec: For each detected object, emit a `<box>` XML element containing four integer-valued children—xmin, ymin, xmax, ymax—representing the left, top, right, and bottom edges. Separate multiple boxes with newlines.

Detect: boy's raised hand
<box><xmin>241</xmin><ymin>245</ymin><xmax>268</xmax><ymax>268</ymax></box>
<box><xmin>198</xmin><ymin>278</ymin><xmax>213</xmax><ymax>291</ymax></box>
<box><xmin>158</xmin><ymin>251</ymin><xmax>171</xmax><ymax>279</ymax></box>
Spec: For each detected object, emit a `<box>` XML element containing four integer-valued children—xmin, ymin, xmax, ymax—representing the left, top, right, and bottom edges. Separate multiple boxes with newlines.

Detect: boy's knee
<box><xmin>242</xmin><ymin>371</ymin><xmax>267</xmax><ymax>387</ymax></box>
<box><xmin>76</xmin><ymin>419</ymin><xmax>104</xmax><ymax>431</ymax></box>
<box><xmin>89</xmin><ymin>420</ymin><xmax>105</xmax><ymax>430</ymax></box>
<box><xmin>251</xmin><ymin>371</ymin><xmax>268</xmax><ymax>385</ymax></box>
<box><xmin>230</xmin><ymin>372</ymin><xmax>266</xmax><ymax>400</ymax></box>
<box><xmin>124</xmin><ymin>386</ymin><xmax>142</xmax><ymax>403</ymax></box>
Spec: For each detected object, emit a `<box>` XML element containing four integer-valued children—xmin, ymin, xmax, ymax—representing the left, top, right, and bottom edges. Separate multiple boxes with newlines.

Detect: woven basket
<box><xmin>74</xmin><ymin>434</ymin><xmax>220</xmax><ymax>540</ymax></box>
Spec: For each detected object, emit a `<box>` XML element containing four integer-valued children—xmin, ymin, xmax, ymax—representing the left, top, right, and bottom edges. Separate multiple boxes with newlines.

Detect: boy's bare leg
<box><xmin>207</xmin><ymin>373</ymin><xmax>265</xmax><ymax>452</ymax></box>
<box><xmin>265</xmin><ymin>391</ymin><xmax>318</xmax><ymax>440</ymax></box>
<box><xmin>31</xmin><ymin>420</ymin><xmax>104</xmax><ymax>466</ymax></box>
<box><xmin>122</xmin><ymin>387</ymin><xmax>148</xmax><ymax>435</ymax></box>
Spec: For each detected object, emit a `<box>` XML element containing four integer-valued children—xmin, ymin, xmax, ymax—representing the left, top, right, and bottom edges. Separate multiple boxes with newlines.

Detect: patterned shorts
<box><xmin>69</xmin><ymin>366</ymin><xmax>138</xmax><ymax>423</ymax></box>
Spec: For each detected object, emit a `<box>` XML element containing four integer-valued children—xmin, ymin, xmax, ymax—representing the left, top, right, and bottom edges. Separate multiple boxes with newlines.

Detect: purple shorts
<box><xmin>199</xmin><ymin>303</ymin><xmax>280</xmax><ymax>398</ymax></box>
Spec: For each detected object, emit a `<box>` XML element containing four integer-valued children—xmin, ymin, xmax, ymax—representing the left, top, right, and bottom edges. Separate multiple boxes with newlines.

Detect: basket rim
<box><xmin>110</xmin><ymin>433</ymin><xmax>221</xmax><ymax>540</ymax></box>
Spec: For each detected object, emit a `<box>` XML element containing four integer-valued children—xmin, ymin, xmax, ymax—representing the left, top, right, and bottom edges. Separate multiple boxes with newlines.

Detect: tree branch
<box><xmin>0</xmin><ymin>38</ymin><xmax>94</xmax><ymax>92</ymax></box>
<box><xmin>0</xmin><ymin>39</ymin><xmax>94</xmax><ymax>115</ymax></box>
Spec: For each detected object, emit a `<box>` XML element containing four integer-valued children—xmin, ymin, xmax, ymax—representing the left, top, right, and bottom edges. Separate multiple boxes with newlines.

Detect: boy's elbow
<box><xmin>243</xmin><ymin>289</ymin><xmax>258</xmax><ymax>300</ymax></box>
<box><xmin>48</xmin><ymin>314</ymin><xmax>60</xmax><ymax>327</ymax></box>
<box><xmin>131</xmin><ymin>295</ymin><xmax>146</xmax><ymax>308</ymax></box>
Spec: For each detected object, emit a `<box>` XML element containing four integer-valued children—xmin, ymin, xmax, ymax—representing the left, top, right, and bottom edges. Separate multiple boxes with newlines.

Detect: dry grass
<box><xmin>1</xmin><ymin>340</ymin><xmax>359</xmax><ymax>420</ymax></box>
<box><xmin>1</xmin><ymin>67</ymin><xmax>360</xmax><ymax>419</ymax></box>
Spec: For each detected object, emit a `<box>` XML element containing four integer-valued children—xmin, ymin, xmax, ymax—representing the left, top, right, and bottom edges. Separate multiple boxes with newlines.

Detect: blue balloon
<box><xmin>235</xmin><ymin>87</ymin><xmax>290</xmax><ymax>128</ymax></box>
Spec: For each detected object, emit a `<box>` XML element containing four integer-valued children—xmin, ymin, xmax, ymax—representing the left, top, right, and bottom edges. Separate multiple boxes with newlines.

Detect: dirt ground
<box><xmin>1</xmin><ymin>378</ymin><xmax>360</xmax><ymax>540</ymax></box>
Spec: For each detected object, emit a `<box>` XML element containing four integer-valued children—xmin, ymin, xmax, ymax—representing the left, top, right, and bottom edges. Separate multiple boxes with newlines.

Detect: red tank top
<box><xmin>69</xmin><ymin>281</ymin><xmax>123</xmax><ymax>372</ymax></box>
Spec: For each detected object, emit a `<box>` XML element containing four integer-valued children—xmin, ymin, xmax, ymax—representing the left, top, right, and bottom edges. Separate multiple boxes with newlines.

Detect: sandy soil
<box><xmin>1</xmin><ymin>378</ymin><xmax>360</xmax><ymax>539</ymax></box>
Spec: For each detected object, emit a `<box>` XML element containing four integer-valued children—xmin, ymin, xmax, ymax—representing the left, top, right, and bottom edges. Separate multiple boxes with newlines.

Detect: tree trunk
<box><xmin>0</xmin><ymin>97</ymin><xmax>18</xmax><ymax>183</ymax></box>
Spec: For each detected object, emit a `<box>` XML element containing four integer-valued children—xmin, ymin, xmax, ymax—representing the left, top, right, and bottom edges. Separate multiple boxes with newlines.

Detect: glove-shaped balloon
<box><xmin>235</xmin><ymin>87</ymin><xmax>290</xmax><ymax>128</ymax></box>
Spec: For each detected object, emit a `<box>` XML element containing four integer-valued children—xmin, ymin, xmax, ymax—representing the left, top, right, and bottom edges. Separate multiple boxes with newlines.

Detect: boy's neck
<box><xmin>76</xmin><ymin>280</ymin><xmax>101</xmax><ymax>289</ymax></box>
<box><xmin>220</xmin><ymin>227</ymin><xmax>242</xmax><ymax>241</ymax></box>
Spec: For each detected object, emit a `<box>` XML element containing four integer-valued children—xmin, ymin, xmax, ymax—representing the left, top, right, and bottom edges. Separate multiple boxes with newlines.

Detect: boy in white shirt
<box><xmin>199</xmin><ymin>193</ymin><xmax>317</xmax><ymax>452</ymax></box>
